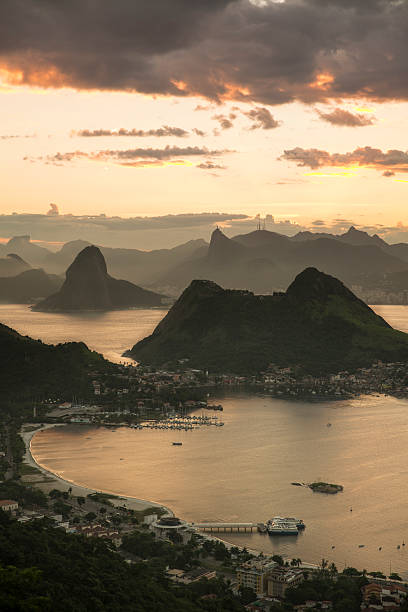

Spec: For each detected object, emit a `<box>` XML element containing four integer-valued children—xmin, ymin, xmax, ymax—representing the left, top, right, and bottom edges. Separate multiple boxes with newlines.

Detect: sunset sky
<box><xmin>1</xmin><ymin>0</ymin><xmax>408</xmax><ymax>245</ymax></box>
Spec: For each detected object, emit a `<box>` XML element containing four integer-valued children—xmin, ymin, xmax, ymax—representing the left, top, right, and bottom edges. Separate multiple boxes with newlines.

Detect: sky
<box><xmin>1</xmin><ymin>0</ymin><xmax>408</xmax><ymax>247</ymax></box>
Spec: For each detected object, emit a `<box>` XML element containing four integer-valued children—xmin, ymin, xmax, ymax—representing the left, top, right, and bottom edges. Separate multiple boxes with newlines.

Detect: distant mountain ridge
<box><xmin>156</xmin><ymin>226</ymin><xmax>408</xmax><ymax>297</ymax></box>
<box><xmin>128</xmin><ymin>268</ymin><xmax>408</xmax><ymax>374</ymax></box>
<box><xmin>0</xmin><ymin>268</ymin><xmax>62</xmax><ymax>303</ymax></box>
<box><xmin>3</xmin><ymin>227</ymin><xmax>408</xmax><ymax>303</ymax></box>
<box><xmin>33</xmin><ymin>245</ymin><xmax>165</xmax><ymax>311</ymax></box>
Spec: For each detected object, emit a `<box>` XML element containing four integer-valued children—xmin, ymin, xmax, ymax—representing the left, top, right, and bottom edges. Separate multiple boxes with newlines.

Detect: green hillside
<box><xmin>128</xmin><ymin>268</ymin><xmax>408</xmax><ymax>374</ymax></box>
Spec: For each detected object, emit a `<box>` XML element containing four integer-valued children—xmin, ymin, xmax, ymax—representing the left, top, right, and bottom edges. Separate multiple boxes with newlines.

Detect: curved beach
<box><xmin>21</xmin><ymin>423</ymin><xmax>174</xmax><ymax>516</ymax></box>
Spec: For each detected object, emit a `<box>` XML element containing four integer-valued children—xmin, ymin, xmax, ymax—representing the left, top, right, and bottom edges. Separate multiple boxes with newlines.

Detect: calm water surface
<box><xmin>3</xmin><ymin>302</ymin><xmax>408</xmax><ymax>575</ymax></box>
<box><xmin>32</xmin><ymin>395</ymin><xmax>408</xmax><ymax>576</ymax></box>
<box><xmin>0</xmin><ymin>304</ymin><xmax>167</xmax><ymax>362</ymax></box>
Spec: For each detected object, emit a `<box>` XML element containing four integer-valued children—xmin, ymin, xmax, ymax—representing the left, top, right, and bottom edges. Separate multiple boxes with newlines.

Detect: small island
<box><xmin>309</xmin><ymin>482</ymin><xmax>344</xmax><ymax>494</ymax></box>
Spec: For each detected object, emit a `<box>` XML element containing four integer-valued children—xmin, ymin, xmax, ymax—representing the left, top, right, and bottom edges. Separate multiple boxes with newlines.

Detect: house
<box><xmin>0</xmin><ymin>499</ymin><xmax>18</xmax><ymax>512</ymax></box>
<box><xmin>361</xmin><ymin>582</ymin><xmax>407</xmax><ymax>611</ymax></box>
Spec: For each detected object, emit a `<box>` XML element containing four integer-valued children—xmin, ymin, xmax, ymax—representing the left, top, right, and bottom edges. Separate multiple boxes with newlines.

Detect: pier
<box><xmin>191</xmin><ymin>522</ymin><xmax>257</xmax><ymax>533</ymax></box>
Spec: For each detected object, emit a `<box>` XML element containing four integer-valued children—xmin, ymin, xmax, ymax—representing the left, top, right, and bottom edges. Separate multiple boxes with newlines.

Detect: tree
<box><xmin>77</xmin><ymin>496</ymin><xmax>86</xmax><ymax>506</ymax></box>
<box><xmin>329</xmin><ymin>562</ymin><xmax>338</xmax><ymax>576</ymax></box>
<box><xmin>49</xmin><ymin>489</ymin><xmax>62</xmax><ymax>499</ymax></box>
<box><xmin>99</xmin><ymin>507</ymin><xmax>106</xmax><ymax>515</ymax></box>
<box><xmin>238</xmin><ymin>585</ymin><xmax>257</xmax><ymax>605</ymax></box>
<box><xmin>272</xmin><ymin>555</ymin><xmax>284</xmax><ymax>566</ymax></box>
<box><xmin>389</xmin><ymin>572</ymin><xmax>402</xmax><ymax>581</ymax></box>
<box><xmin>85</xmin><ymin>512</ymin><xmax>97</xmax><ymax>522</ymax></box>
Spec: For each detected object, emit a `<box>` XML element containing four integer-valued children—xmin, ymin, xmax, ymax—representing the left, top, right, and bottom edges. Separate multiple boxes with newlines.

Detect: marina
<box><xmin>131</xmin><ymin>414</ymin><xmax>225</xmax><ymax>431</ymax></box>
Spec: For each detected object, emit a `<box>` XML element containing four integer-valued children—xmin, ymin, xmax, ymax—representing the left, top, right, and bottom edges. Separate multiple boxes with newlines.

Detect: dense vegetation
<box><xmin>0</xmin><ymin>514</ymin><xmax>244</xmax><ymax>611</ymax></box>
<box><xmin>129</xmin><ymin>268</ymin><xmax>408</xmax><ymax>374</ymax></box>
<box><xmin>0</xmin><ymin>322</ymin><xmax>106</xmax><ymax>400</ymax></box>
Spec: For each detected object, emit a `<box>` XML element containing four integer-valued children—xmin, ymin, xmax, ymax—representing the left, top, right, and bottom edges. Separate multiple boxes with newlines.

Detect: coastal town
<box><xmin>29</xmin><ymin>359</ymin><xmax>408</xmax><ymax>429</ymax></box>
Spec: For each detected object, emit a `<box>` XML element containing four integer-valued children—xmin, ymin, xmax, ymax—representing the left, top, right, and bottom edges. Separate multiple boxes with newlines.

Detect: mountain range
<box><xmin>33</xmin><ymin>246</ymin><xmax>165</xmax><ymax>311</ymax></box>
<box><xmin>127</xmin><ymin>268</ymin><xmax>408</xmax><ymax>374</ymax></box>
<box><xmin>2</xmin><ymin>226</ymin><xmax>408</xmax><ymax>304</ymax></box>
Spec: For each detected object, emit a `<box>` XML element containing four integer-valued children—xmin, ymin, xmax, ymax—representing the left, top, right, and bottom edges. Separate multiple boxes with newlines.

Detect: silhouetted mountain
<box><xmin>337</xmin><ymin>226</ymin><xmax>388</xmax><ymax>248</ymax></box>
<box><xmin>128</xmin><ymin>268</ymin><xmax>408</xmax><ymax>374</ymax></box>
<box><xmin>33</xmin><ymin>246</ymin><xmax>165</xmax><ymax>311</ymax></box>
<box><xmin>157</xmin><ymin>227</ymin><xmax>408</xmax><ymax>296</ymax></box>
<box><xmin>0</xmin><ymin>268</ymin><xmax>62</xmax><ymax>303</ymax></box>
<box><xmin>0</xmin><ymin>322</ymin><xmax>105</xmax><ymax>400</ymax></box>
<box><xmin>0</xmin><ymin>254</ymin><xmax>31</xmax><ymax>277</ymax></box>
<box><xmin>207</xmin><ymin>227</ymin><xmax>247</xmax><ymax>264</ymax></box>
<box><xmin>3</xmin><ymin>235</ymin><xmax>51</xmax><ymax>264</ymax></box>
<box><xmin>43</xmin><ymin>237</ymin><xmax>208</xmax><ymax>286</ymax></box>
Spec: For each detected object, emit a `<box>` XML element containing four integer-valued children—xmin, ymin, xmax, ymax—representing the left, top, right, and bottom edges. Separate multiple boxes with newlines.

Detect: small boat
<box><xmin>397</xmin><ymin>545</ymin><xmax>401</xmax><ymax>549</ymax></box>
<box><xmin>379</xmin><ymin>547</ymin><xmax>382</xmax><ymax>551</ymax></box>
<box><xmin>172</xmin><ymin>442</ymin><xmax>182</xmax><ymax>446</ymax></box>
<box><xmin>327</xmin><ymin>423</ymin><xmax>332</xmax><ymax>427</ymax></box>
<box><xmin>358</xmin><ymin>544</ymin><xmax>365</xmax><ymax>548</ymax></box>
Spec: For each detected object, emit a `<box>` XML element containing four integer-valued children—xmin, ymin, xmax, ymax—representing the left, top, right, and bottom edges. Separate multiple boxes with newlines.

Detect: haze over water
<box><xmin>3</xmin><ymin>303</ymin><xmax>408</xmax><ymax>576</ymax></box>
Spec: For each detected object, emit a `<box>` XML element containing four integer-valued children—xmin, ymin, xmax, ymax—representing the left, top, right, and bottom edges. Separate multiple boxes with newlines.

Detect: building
<box><xmin>361</xmin><ymin>582</ymin><xmax>407</xmax><ymax>611</ymax></box>
<box><xmin>267</xmin><ymin>566</ymin><xmax>304</xmax><ymax>599</ymax></box>
<box><xmin>0</xmin><ymin>500</ymin><xmax>18</xmax><ymax>512</ymax></box>
<box><xmin>143</xmin><ymin>513</ymin><xmax>158</xmax><ymax>525</ymax></box>
<box><xmin>166</xmin><ymin>567</ymin><xmax>216</xmax><ymax>584</ymax></box>
<box><xmin>236</xmin><ymin>558</ymin><xmax>277</xmax><ymax>595</ymax></box>
<box><xmin>151</xmin><ymin>516</ymin><xmax>194</xmax><ymax>543</ymax></box>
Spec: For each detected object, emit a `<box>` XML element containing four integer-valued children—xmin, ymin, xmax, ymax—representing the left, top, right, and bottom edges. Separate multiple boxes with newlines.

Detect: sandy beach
<box><xmin>20</xmin><ymin>423</ymin><xmax>173</xmax><ymax>516</ymax></box>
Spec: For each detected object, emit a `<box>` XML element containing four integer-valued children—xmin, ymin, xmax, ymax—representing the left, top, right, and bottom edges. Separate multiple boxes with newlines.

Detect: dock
<box><xmin>191</xmin><ymin>522</ymin><xmax>257</xmax><ymax>533</ymax></box>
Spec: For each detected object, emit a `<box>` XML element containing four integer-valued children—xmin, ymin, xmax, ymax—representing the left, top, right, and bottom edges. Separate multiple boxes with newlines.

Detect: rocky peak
<box><xmin>66</xmin><ymin>245</ymin><xmax>107</xmax><ymax>280</ymax></box>
<box><xmin>286</xmin><ymin>267</ymin><xmax>357</xmax><ymax>302</ymax></box>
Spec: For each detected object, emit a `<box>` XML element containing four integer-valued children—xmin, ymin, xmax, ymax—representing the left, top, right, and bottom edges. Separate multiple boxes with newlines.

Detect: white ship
<box><xmin>266</xmin><ymin>516</ymin><xmax>305</xmax><ymax>535</ymax></box>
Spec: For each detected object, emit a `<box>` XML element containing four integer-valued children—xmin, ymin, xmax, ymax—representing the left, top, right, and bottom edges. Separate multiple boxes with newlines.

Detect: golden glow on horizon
<box><xmin>304</xmin><ymin>171</ymin><xmax>356</xmax><ymax>177</ymax></box>
<box><xmin>353</xmin><ymin>106</ymin><xmax>374</xmax><ymax>113</ymax></box>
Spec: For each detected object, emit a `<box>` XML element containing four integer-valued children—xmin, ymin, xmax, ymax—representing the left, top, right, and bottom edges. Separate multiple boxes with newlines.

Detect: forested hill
<box><xmin>0</xmin><ymin>322</ymin><xmax>105</xmax><ymax>400</ymax></box>
<box><xmin>0</xmin><ymin>513</ymin><xmax>243</xmax><ymax>611</ymax></box>
<box><xmin>128</xmin><ymin>268</ymin><xmax>408</xmax><ymax>375</ymax></box>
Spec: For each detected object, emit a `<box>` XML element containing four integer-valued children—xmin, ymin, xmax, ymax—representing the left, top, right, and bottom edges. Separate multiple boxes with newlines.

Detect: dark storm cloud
<box><xmin>317</xmin><ymin>108</ymin><xmax>376</xmax><ymax>127</ymax></box>
<box><xmin>73</xmin><ymin>126</ymin><xmax>189</xmax><ymax>138</ymax></box>
<box><xmin>1</xmin><ymin>1</ymin><xmax>408</xmax><ymax>105</ymax></box>
<box><xmin>280</xmin><ymin>146</ymin><xmax>408</xmax><ymax>173</ymax></box>
<box><xmin>244</xmin><ymin>107</ymin><xmax>280</xmax><ymax>130</ymax></box>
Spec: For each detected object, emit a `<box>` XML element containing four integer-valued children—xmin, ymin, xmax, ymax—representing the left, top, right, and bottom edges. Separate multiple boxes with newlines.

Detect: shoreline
<box><xmin>21</xmin><ymin>423</ymin><xmax>174</xmax><ymax>516</ymax></box>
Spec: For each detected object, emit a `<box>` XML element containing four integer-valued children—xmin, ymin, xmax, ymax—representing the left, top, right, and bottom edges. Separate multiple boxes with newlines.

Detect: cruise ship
<box><xmin>266</xmin><ymin>516</ymin><xmax>305</xmax><ymax>535</ymax></box>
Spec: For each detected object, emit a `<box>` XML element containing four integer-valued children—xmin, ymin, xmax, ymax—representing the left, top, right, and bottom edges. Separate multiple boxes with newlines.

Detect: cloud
<box><xmin>1</xmin><ymin>134</ymin><xmax>36</xmax><ymax>139</ymax></box>
<box><xmin>192</xmin><ymin>128</ymin><xmax>206</xmax><ymax>136</ymax></box>
<box><xmin>28</xmin><ymin>145</ymin><xmax>233</xmax><ymax>168</ymax></box>
<box><xmin>317</xmin><ymin>108</ymin><xmax>376</xmax><ymax>127</ymax></box>
<box><xmin>1</xmin><ymin>1</ymin><xmax>408</xmax><ymax>105</ymax></box>
<box><xmin>46</xmin><ymin>203</ymin><xmax>59</xmax><ymax>216</ymax></box>
<box><xmin>280</xmin><ymin>146</ymin><xmax>408</xmax><ymax>174</ymax></box>
<box><xmin>212</xmin><ymin>113</ymin><xmax>236</xmax><ymax>130</ymax></box>
<box><xmin>244</xmin><ymin>107</ymin><xmax>280</xmax><ymax>129</ymax></box>
<box><xmin>73</xmin><ymin>126</ymin><xmax>189</xmax><ymax>138</ymax></box>
<box><xmin>196</xmin><ymin>161</ymin><xmax>227</xmax><ymax>170</ymax></box>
